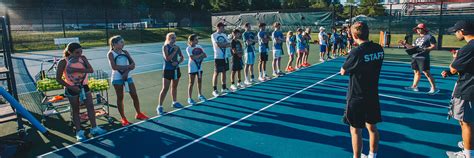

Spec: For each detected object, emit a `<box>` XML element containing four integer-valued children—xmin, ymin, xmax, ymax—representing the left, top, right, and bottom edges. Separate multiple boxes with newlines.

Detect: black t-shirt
<box><xmin>413</xmin><ymin>34</ymin><xmax>436</xmax><ymax>57</ymax></box>
<box><xmin>342</xmin><ymin>41</ymin><xmax>384</xmax><ymax>101</ymax></box>
<box><xmin>452</xmin><ymin>40</ymin><xmax>474</xmax><ymax>101</ymax></box>
<box><xmin>231</xmin><ymin>39</ymin><xmax>243</xmax><ymax>59</ymax></box>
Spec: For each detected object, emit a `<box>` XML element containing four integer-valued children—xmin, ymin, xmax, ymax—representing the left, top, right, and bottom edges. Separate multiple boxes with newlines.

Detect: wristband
<box><xmin>443</xmin><ymin>69</ymin><xmax>454</xmax><ymax>77</ymax></box>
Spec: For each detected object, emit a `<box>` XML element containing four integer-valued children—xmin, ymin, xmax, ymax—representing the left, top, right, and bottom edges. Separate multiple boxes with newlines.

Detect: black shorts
<box><xmin>232</xmin><ymin>57</ymin><xmax>243</xmax><ymax>71</ymax></box>
<box><xmin>65</xmin><ymin>85</ymin><xmax>90</xmax><ymax>96</ymax></box>
<box><xmin>411</xmin><ymin>56</ymin><xmax>430</xmax><ymax>71</ymax></box>
<box><xmin>343</xmin><ymin>98</ymin><xmax>382</xmax><ymax>128</ymax></box>
<box><xmin>163</xmin><ymin>68</ymin><xmax>182</xmax><ymax>80</ymax></box>
<box><xmin>215</xmin><ymin>59</ymin><xmax>229</xmax><ymax>73</ymax></box>
<box><xmin>260</xmin><ymin>53</ymin><xmax>268</xmax><ymax>62</ymax></box>
<box><xmin>189</xmin><ymin>71</ymin><xmax>203</xmax><ymax>76</ymax></box>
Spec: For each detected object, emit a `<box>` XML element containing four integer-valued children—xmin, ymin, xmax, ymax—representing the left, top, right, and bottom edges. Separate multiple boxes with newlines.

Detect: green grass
<box><xmin>12</xmin><ymin>27</ymin><xmax>212</xmax><ymax>52</ymax></box>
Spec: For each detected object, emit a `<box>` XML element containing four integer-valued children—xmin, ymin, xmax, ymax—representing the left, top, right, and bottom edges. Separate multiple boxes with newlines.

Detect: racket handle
<box><xmin>79</xmin><ymin>87</ymin><xmax>86</xmax><ymax>104</ymax></box>
<box><xmin>124</xmin><ymin>81</ymin><xmax>130</xmax><ymax>93</ymax></box>
<box><xmin>174</xmin><ymin>69</ymin><xmax>178</xmax><ymax>80</ymax></box>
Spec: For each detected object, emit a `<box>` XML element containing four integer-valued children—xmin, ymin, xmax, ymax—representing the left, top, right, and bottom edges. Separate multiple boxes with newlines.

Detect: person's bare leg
<box><xmin>188</xmin><ymin>74</ymin><xmax>195</xmax><ymax>99</ymax></box>
<box><xmin>366</xmin><ymin>123</ymin><xmax>380</xmax><ymax>156</ymax></box>
<box><xmin>68</xmin><ymin>96</ymin><xmax>81</xmax><ymax>131</ymax></box>
<box><xmin>412</xmin><ymin>70</ymin><xmax>421</xmax><ymax>88</ymax></box>
<box><xmin>244</xmin><ymin>64</ymin><xmax>249</xmax><ymax>81</ymax></box>
<box><xmin>129</xmin><ymin>83</ymin><xmax>141</xmax><ymax>114</ymax></box>
<box><xmin>249</xmin><ymin>64</ymin><xmax>254</xmax><ymax>79</ymax></box>
<box><xmin>351</xmin><ymin>127</ymin><xmax>363</xmax><ymax>158</ymax></box>
<box><xmin>461</xmin><ymin>121</ymin><xmax>473</xmax><ymax>154</ymax></box>
<box><xmin>197</xmin><ymin>77</ymin><xmax>203</xmax><ymax>96</ymax></box>
<box><xmin>212</xmin><ymin>71</ymin><xmax>218</xmax><ymax>89</ymax></box>
<box><xmin>113</xmin><ymin>84</ymin><xmax>126</xmax><ymax>118</ymax></box>
<box><xmin>423</xmin><ymin>70</ymin><xmax>437</xmax><ymax>89</ymax></box>
<box><xmin>287</xmin><ymin>55</ymin><xmax>294</xmax><ymax>69</ymax></box>
<box><xmin>171</xmin><ymin>79</ymin><xmax>180</xmax><ymax>102</ymax></box>
<box><xmin>84</xmin><ymin>92</ymin><xmax>97</xmax><ymax>127</ymax></box>
<box><xmin>158</xmin><ymin>79</ymin><xmax>171</xmax><ymax>105</ymax></box>
<box><xmin>272</xmin><ymin>59</ymin><xmax>277</xmax><ymax>74</ymax></box>
<box><xmin>231</xmin><ymin>71</ymin><xmax>236</xmax><ymax>84</ymax></box>
<box><xmin>221</xmin><ymin>72</ymin><xmax>227</xmax><ymax>86</ymax></box>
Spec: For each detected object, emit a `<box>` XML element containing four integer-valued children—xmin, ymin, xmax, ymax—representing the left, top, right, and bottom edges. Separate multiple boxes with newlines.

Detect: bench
<box><xmin>53</xmin><ymin>37</ymin><xmax>80</xmax><ymax>48</ymax></box>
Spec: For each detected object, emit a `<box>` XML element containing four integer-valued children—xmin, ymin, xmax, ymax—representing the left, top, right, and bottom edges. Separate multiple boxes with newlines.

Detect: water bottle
<box><xmin>124</xmin><ymin>82</ymin><xmax>130</xmax><ymax>93</ymax></box>
<box><xmin>96</xmin><ymin>93</ymin><xmax>101</xmax><ymax>104</ymax></box>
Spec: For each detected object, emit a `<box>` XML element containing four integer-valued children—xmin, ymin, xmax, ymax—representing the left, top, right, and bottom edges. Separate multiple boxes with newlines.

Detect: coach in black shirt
<box><xmin>443</xmin><ymin>20</ymin><xmax>474</xmax><ymax>158</ymax></box>
<box><xmin>341</xmin><ymin>21</ymin><xmax>384</xmax><ymax>158</ymax></box>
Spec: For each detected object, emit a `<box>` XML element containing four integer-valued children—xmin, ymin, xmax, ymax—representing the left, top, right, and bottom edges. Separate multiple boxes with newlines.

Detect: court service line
<box><xmin>160</xmin><ymin>72</ymin><xmax>341</xmax><ymax>158</ymax></box>
<box><xmin>319</xmin><ymin>83</ymin><xmax>448</xmax><ymax>108</ymax></box>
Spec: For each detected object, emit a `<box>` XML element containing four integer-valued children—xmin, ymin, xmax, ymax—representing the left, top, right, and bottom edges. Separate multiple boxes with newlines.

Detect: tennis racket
<box><xmin>66</xmin><ymin>56</ymin><xmax>88</xmax><ymax>103</ymax></box>
<box><xmin>167</xmin><ymin>45</ymin><xmax>180</xmax><ymax>80</ymax></box>
<box><xmin>191</xmin><ymin>47</ymin><xmax>205</xmax><ymax>78</ymax></box>
<box><xmin>114</xmin><ymin>53</ymin><xmax>132</xmax><ymax>92</ymax></box>
<box><xmin>217</xmin><ymin>35</ymin><xmax>228</xmax><ymax>63</ymax></box>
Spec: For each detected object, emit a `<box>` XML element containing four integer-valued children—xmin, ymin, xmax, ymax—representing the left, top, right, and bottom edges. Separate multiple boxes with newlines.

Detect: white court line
<box><xmin>160</xmin><ymin>72</ymin><xmax>341</xmax><ymax>158</ymax></box>
<box><xmin>38</xmin><ymin>57</ymin><xmax>339</xmax><ymax>157</ymax></box>
<box><xmin>319</xmin><ymin>83</ymin><xmax>448</xmax><ymax>108</ymax></box>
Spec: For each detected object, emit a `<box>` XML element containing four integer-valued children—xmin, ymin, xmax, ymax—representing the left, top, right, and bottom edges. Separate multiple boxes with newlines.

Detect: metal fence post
<box><xmin>61</xmin><ymin>10</ymin><xmax>66</xmax><ymax>38</ymax></box>
<box><xmin>437</xmin><ymin>0</ymin><xmax>444</xmax><ymax>50</ymax></box>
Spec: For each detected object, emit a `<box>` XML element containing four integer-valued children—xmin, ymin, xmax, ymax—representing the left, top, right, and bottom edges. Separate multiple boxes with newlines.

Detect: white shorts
<box><xmin>244</xmin><ymin>51</ymin><xmax>256</xmax><ymax>65</ymax></box>
<box><xmin>273</xmin><ymin>49</ymin><xmax>282</xmax><ymax>59</ymax></box>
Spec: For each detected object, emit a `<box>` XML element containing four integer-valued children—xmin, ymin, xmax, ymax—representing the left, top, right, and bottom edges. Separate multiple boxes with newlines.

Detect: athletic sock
<box><xmin>238</xmin><ymin>80</ymin><xmax>241</xmax><ymax>83</ymax></box>
<box><xmin>368</xmin><ymin>152</ymin><xmax>377</xmax><ymax>158</ymax></box>
<box><xmin>172</xmin><ymin>101</ymin><xmax>177</xmax><ymax>104</ymax></box>
<box><xmin>231</xmin><ymin>81</ymin><xmax>235</xmax><ymax>85</ymax></box>
<box><xmin>245</xmin><ymin>76</ymin><xmax>248</xmax><ymax>81</ymax></box>
<box><xmin>464</xmin><ymin>150</ymin><xmax>472</xmax><ymax>158</ymax></box>
<box><xmin>251</xmin><ymin>75</ymin><xmax>254</xmax><ymax>79</ymax></box>
<box><xmin>222</xmin><ymin>84</ymin><xmax>227</xmax><ymax>89</ymax></box>
<box><xmin>213</xmin><ymin>86</ymin><xmax>217</xmax><ymax>91</ymax></box>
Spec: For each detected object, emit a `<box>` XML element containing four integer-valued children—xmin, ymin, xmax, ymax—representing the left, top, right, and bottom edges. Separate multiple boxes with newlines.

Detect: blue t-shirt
<box><xmin>272</xmin><ymin>30</ymin><xmax>284</xmax><ymax>50</ymax></box>
<box><xmin>243</xmin><ymin>31</ymin><xmax>256</xmax><ymax>53</ymax></box>
<box><xmin>296</xmin><ymin>34</ymin><xmax>305</xmax><ymax>51</ymax></box>
<box><xmin>258</xmin><ymin>31</ymin><xmax>268</xmax><ymax>53</ymax></box>
<box><xmin>331</xmin><ymin>32</ymin><xmax>340</xmax><ymax>44</ymax></box>
<box><xmin>287</xmin><ymin>35</ymin><xmax>296</xmax><ymax>53</ymax></box>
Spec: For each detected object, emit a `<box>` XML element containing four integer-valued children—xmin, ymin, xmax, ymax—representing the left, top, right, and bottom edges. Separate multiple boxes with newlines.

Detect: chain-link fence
<box><xmin>2</xmin><ymin>7</ymin><xmax>212</xmax><ymax>52</ymax></box>
<box><xmin>356</xmin><ymin>2</ymin><xmax>474</xmax><ymax>48</ymax></box>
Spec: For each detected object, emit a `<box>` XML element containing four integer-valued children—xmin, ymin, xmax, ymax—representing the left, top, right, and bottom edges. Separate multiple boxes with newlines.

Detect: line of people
<box><xmin>54</xmin><ymin>20</ymin><xmax>474</xmax><ymax>158</ymax></box>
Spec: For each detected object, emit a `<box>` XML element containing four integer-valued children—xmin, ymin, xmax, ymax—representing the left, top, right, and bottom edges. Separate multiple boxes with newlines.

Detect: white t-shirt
<box><xmin>318</xmin><ymin>32</ymin><xmax>327</xmax><ymax>45</ymax></box>
<box><xmin>186</xmin><ymin>45</ymin><xmax>205</xmax><ymax>73</ymax></box>
<box><xmin>211</xmin><ymin>32</ymin><xmax>230</xmax><ymax>59</ymax></box>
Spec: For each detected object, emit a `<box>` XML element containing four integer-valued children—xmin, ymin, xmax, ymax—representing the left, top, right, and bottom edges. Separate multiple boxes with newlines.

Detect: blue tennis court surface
<box><xmin>39</xmin><ymin>58</ymin><xmax>459</xmax><ymax>158</ymax></box>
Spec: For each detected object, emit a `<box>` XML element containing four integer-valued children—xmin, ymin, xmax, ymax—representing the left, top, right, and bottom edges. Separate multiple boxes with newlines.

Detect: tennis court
<box><xmin>37</xmin><ymin>57</ymin><xmax>459</xmax><ymax>158</ymax></box>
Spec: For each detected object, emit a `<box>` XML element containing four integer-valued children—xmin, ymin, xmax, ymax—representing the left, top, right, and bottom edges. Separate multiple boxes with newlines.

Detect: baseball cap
<box><xmin>448</xmin><ymin>20</ymin><xmax>474</xmax><ymax>35</ymax></box>
<box><xmin>413</xmin><ymin>23</ymin><xmax>428</xmax><ymax>32</ymax></box>
<box><xmin>319</xmin><ymin>26</ymin><xmax>325</xmax><ymax>30</ymax></box>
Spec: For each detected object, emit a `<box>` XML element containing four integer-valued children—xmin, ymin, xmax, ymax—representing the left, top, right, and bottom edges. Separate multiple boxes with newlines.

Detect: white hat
<box><xmin>319</xmin><ymin>26</ymin><xmax>325</xmax><ymax>30</ymax></box>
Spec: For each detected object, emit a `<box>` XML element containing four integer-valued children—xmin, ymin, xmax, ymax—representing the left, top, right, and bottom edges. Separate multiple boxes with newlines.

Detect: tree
<box><xmin>284</xmin><ymin>0</ymin><xmax>310</xmax><ymax>9</ymax></box>
<box><xmin>357</xmin><ymin>0</ymin><xmax>385</xmax><ymax>17</ymax></box>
